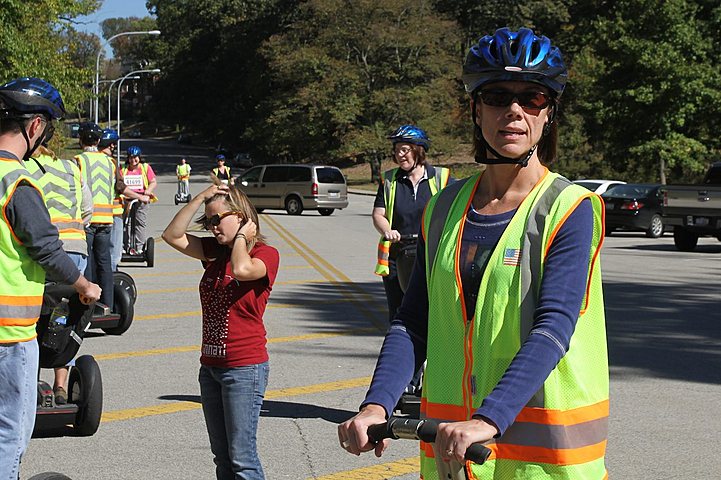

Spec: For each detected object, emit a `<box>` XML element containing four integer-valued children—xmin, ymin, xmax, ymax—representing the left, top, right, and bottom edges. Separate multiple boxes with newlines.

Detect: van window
<box><xmin>239</xmin><ymin>167</ymin><xmax>262</xmax><ymax>183</ymax></box>
<box><xmin>287</xmin><ymin>166</ymin><xmax>311</xmax><ymax>182</ymax></box>
<box><xmin>316</xmin><ymin>167</ymin><xmax>345</xmax><ymax>184</ymax></box>
<box><xmin>263</xmin><ymin>166</ymin><xmax>289</xmax><ymax>182</ymax></box>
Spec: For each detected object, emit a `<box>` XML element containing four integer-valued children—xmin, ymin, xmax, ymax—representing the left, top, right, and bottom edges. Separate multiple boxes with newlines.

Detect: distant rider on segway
<box><xmin>121</xmin><ymin>146</ymin><xmax>157</xmax><ymax>256</ymax></box>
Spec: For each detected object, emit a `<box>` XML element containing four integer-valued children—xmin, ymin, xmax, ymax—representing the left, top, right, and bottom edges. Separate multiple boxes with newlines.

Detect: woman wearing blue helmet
<box><xmin>372</xmin><ymin>124</ymin><xmax>450</xmax><ymax>322</ymax></box>
<box><xmin>341</xmin><ymin>28</ymin><xmax>608</xmax><ymax>480</ymax></box>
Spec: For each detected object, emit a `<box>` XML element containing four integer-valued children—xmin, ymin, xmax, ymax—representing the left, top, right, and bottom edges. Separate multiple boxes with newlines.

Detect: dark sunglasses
<box><xmin>203</xmin><ymin>211</ymin><xmax>243</xmax><ymax>230</ymax></box>
<box><xmin>478</xmin><ymin>90</ymin><xmax>552</xmax><ymax>110</ymax></box>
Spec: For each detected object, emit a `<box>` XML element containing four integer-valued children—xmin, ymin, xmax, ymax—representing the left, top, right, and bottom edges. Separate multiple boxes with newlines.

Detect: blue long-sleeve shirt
<box><xmin>363</xmin><ymin>199</ymin><xmax>594</xmax><ymax>435</ymax></box>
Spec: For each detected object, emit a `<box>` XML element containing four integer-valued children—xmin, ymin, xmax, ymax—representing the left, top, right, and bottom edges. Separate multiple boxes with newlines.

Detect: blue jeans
<box><xmin>85</xmin><ymin>224</ymin><xmax>114</xmax><ymax>310</ymax></box>
<box><xmin>110</xmin><ymin>216</ymin><xmax>123</xmax><ymax>271</ymax></box>
<box><xmin>67</xmin><ymin>251</ymin><xmax>88</xmax><ymax>276</ymax></box>
<box><xmin>0</xmin><ymin>340</ymin><xmax>39</xmax><ymax>480</ymax></box>
<box><xmin>199</xmin><ymin>362</ymin><xmax>269</xmax><ymax>480</ymax></box>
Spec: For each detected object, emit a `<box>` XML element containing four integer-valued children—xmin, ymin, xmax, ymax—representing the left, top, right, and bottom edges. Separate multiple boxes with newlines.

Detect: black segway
<box><xmin>86</xmin><ymin>270</ymin><xmax>137</xmax><ymax>335</ymax></box>
<box><xmin>174</xmin><ymin>177</ymin><xmax>192</xmax><ymax>205</ymax></box>
<box><xmin>33</xmin><ymin>285</ymin><xmax>103</xmax><ymax>437</ymax></box>
<box><xmin>394</xmin><ymin>234</ymin><xmax>424</xmax><ymax>417</ymax></box>
<box><xmin>121</xmin><ymin>198</ymin><xmax>155</xmax><ymax>267</ymax></box>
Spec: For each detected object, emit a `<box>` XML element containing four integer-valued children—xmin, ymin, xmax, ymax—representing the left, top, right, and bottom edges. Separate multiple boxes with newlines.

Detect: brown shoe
<box><xmin>54</xmin><ymin>386</ymin><xmax>68</xmax><ymax>405</ymax></box>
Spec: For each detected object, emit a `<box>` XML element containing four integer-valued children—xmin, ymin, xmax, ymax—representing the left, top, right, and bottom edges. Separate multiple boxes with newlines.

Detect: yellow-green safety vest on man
<box><xmin>27</xmin><ymin>153</ymin><xmax>87</xmax><ymax>256</ymax></box>
<box><xmin>0</xmin><ymin>157</ymin><xmax>47</xmax><ymax>343</ymax></box>
<box><xmin>374</xmin><ymin>166</ymin><xmax>450</xmax><ymax>276</ymax></box>
<box><xmin>75</xmin><ymin>151</ymin><xmax>115</xmax><ymax>225</ymax></box>
<box><xmin>177</xmin><ymin>163</ymin><xmax>190</xmax><ymax>179</ymax></box>
<box><xmin>420</xmin><ymin>170</ymin><xmax>608</xmax><ymax>479</ymax></box>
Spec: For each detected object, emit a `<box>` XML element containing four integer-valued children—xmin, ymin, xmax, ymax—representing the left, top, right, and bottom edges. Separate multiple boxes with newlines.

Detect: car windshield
<box><xmin>574</xmin><ymin>181</ymin><xmax>601</xmax><ymax>191</ymax></box>
<box><xmin>602</xmin><ymin>185</ymin><xmax>654</xmax><ymax>198</ymax></box>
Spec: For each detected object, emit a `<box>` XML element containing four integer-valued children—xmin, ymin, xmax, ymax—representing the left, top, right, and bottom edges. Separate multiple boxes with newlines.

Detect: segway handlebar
<box><xmin>367</xmin><ymin>416</ymin><xmax>491</xmax><ymax>465</ymax></box>
<box><xmin>399</xmin><ymin>233</ymin><xmax>418</xmax><ymax>242</ymax></box>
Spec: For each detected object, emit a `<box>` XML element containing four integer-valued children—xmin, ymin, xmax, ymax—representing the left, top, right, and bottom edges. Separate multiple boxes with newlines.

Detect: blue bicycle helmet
<box><xmin>127</xmin><ymin>146</ymin><xmax>142</xmax><ymax>157</ymax></box>
<box><xmin>215</xmin><ymin>154</ymin><xmax>226</xmax><ymax>161</ymax></box>
<box><xmin>0</xmin><ymin>77</ymin><xmax>66</xmax><ymax>120</ymax></box>
<box><xmin>462</xmin><ymin>27</ymin><xmax>567</xmax><ymax>98</ymax></box>
<box><xmin>387</xmin><ymin>124</ymin><xmax>430</xmax><ymax>151</ymax></box>
<box><xmin>99</xmin><ymin>128</ymin><xmax>119</xmax><ymax>149</ymax></box>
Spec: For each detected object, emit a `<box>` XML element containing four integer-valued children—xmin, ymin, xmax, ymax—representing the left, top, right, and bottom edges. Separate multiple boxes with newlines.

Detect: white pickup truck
<box><xmin>661</xmin><ymin>162</ymin><xmax>721</xmax><ymax>251</ymax></box>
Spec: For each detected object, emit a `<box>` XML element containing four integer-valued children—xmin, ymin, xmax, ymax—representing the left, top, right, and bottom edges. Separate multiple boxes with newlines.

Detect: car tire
<box><xmin>318</xmin><ymin>208</ymin><xmax>334</xmax><ymax>216</ymax></box>
<box><xmin>285</xmin><ymin>196</ymin><xmax>303</xmax><ymax>215</ymax></box>
<box><xmin>144</xmin><ymin>237</ymin><xmax>155</xmax><ymax>268</ymax></box>
<box><xmin>69</xmin><ymin>355</ymin><xmax>103</xmax><ymax>436</ymax></box>
<box><xmin>605</xmin><ymin>226</ymin><xmax>615</xmax><ymax>236</ymax></box>
<box><xmin>673</xmin><ymin>228</ymin><xmax>699</xmax><ymax>251</ymax></box>
<box><xmin>101</xmin><ymin>274</ymin><xmax>135</xmax><ymax>335</ymax></box>
<box><xmin>646</xmin><ymin>214</ymin><xmax>664</xmax><ymax>238</ymax></box>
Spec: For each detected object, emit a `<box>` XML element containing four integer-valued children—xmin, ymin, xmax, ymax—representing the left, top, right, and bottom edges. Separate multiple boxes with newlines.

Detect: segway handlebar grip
<box><xmin>367</xmin><ymin>416</ymin><xmax>492</xmax><ymax>464</ymax></box>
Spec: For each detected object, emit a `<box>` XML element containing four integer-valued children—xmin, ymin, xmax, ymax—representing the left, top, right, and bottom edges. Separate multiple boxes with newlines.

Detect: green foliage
<box><xmin>0</xmin><ymin>0</ymin><xmax>101</xmax><ymax>115</ymax></box>
<box><xmin>250</xmin><ymin>0</ymin><xmax>463</xmax><ymax>165</ymax></box>
<box><xmin>573</xmin><ymin>0</ymin><xmax>721</xmax><ymax>183</ymax></box>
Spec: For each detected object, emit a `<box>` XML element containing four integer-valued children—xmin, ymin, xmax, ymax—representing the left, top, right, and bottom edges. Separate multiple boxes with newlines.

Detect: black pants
<box><xmin>85</xmin><ymin>224</ymin><xmax>114</xmax><ymax>310</ymax></box>
<box><xmin>381</xmin><ymin>259</ymin><xmax>404</xmax><ymax>323</ymax></box>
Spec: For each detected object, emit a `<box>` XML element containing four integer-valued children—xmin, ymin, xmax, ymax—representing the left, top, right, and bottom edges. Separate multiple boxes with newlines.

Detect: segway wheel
<box><xmin>68</xmin><ymin>355</ymin><xmax>103</xmax><ymax>436</ymax></box>
<box><xmin>114</xmin><ymin>270</ymin><xmax>137</xmax><ymax>304</ymax></box>
<box><xmin>174</xmin><ymin>197</ymin><xmax>179</xmax><ymax>205</ymax></box>
<box><xmin>187</xmin><ymin>194</ymin><xmax>192</xmax><ymax>202</ymax></box>
<box><xmin>27</xmin><ymin>473</ymin><xmax>74</xmax><ymax>480</ymax></box>
<box><xmin>101</xmin><ymin>275</ymin><xmax>135</xmax><ymax>335</ymax></box>
<box><xmin>144</xmin><ymin>237</ymin><xmax>155</xmax><ymax>268</ymax></box>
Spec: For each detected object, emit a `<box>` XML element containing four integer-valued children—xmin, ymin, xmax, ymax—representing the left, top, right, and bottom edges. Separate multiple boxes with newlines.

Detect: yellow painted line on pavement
<box><xmin>95</xmin><ymin>328</ymin><xmax>378</xmax><ymax>361</ymax></box>
<box><xmin>134</xmin><ymin>310</ymin><xmax>200</xmax><ymax>321</ymax></box>
<box><xmin>311</xmin><ymin>457</ymin><xmax>419</xmax><ymax>480</ymax></box>
<box><xmin>101</xmin><ymin>376</ymin><xmax>371</xmax><ymax>423</ymax></box>
<box><xmin>263</xmin><ymin>216</ymin><xmax>385</xmax><ymax>330</ymax></box>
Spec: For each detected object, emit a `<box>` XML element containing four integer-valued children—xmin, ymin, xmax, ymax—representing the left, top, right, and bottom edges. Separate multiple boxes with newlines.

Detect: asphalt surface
<box><xmin>21</xmin><ymin>137</ymin><xmax>721</xmax><ymax>479</ymax></box>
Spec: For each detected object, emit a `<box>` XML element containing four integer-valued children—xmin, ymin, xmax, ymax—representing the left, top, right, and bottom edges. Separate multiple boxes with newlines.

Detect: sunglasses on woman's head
<box><xmin>203</xmin><ymin>211</ymin><xmax>242</xmax><ymax>230</ymax></box>
<box><xmin>478</xmin><ymin>90</ymin><xmax>552</xmax><ymax>110</ymax></box>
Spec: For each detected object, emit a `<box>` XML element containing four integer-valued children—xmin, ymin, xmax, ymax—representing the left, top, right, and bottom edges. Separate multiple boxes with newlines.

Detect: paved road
<box><xmin>22</xmin><ymin>138</ymin><xmax>721</xmax><ymax>479</ymax></box>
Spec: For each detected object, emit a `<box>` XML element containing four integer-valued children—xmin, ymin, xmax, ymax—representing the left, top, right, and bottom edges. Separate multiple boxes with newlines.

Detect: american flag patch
<box><xmin>503</xmin><ymin>248</ymin><xmax>521</xmax><ymax>266</ymax></box>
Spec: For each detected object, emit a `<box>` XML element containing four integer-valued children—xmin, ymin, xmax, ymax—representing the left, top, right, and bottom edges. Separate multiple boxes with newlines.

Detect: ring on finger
<box><xmin>341</xmin><ymin>440</ymin><xmax>350</xmax><ymax>449</ymax></box>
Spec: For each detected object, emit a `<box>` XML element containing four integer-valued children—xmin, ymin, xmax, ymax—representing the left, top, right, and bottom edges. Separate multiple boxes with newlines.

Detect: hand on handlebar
<box><xmin>338</xmin><ymin>405</ymin><xmax>388</xmax><ymax>458</ymax></box>
<box><xmin>383</xmin><ymin>229</ymin><xmax>401</xmax><ymax>242</ymax></box>
<box><xmin>76</xmin><ymin>281</ymin><xmax>101</xmax><ymax>305</ymax></box>
<box><xmin>435</xmin><ymin>418</ymin><xmax>497</xmax><ymax>463</ymax></box>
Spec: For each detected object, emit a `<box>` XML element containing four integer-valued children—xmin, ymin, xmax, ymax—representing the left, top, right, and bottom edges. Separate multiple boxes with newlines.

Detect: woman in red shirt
<box><xmin>162</xmin><ymin>183</ymin><xmax>279</xmax><ymax>480</ymax></box>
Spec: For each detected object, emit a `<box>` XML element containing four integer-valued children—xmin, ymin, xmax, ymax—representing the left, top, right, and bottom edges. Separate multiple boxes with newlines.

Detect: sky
<box><xmin>75</xmin><ymin>0</ymin><xmax>153</xmax><ymax>53</ymax></box>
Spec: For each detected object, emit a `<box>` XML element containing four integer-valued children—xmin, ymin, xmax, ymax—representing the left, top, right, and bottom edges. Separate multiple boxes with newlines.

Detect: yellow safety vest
<box><xmin>122</xmin><ymin>163</ymin><xmax>150</xmax><ymax>191</ymax></box>
<box><xmin>111</xmin><ymin>157</ymin><xmax>123</xmax><ymax>217</ymax></box>
<box><xmin>177</xmin><ymin>163</ymin><xmax>190</xmax><ymax>180</ymax></box>
<box><xmin>374</xmin><ymin>166</ymin><xmax>450</xmax><ymax>276</ymax></box>
<box><xmin>74</xmin><ymin>151</ymin><xmax>115</xmax><ymax>225</ymax></box>
<box><xmin>0</xmin><ymin>157</ymin><xmax>47</xmax><ymax>343</ymax></box>
<box><xmin>420</xmin><ymin>170</ymin><xmax>608</xmax><ymax>479</ymax></box>
<box><xmin>27</xmin><ymin>153</ymin><xmax>87</xmax><ymax>255</ymax></box>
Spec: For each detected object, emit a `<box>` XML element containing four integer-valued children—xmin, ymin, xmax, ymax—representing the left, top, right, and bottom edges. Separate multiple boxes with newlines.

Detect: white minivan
<box><xmin>236</xmin><ymin>164</ymin><xmax>349</xmax><ymax>215</ymax></box>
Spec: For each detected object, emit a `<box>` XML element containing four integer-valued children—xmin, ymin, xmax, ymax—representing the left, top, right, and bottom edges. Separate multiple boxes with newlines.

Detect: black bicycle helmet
<box><xmin>462</xmin><ymin>27</ymin><xmax>567</xmax><ymax>98</ymax></box>
<box><xmin>78</xmin><ymin>122</ymin><xmax>103</xmax><ymax>145</ymax></box>
<box><xmin>0</xmin><ymin>77</ymin><xmax>66</xmax><ymax>120</ymax></box>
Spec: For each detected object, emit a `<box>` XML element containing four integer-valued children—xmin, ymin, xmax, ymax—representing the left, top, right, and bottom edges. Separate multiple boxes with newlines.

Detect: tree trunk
<box><xmin>659</xmin><ymin>156</ymin><xmax>666</xmax><ymax>185</ymax></box>
<box><xmin>369</xmin><ymin>151</ymin><xmax>382</xmax><ymax>184</ymax></box>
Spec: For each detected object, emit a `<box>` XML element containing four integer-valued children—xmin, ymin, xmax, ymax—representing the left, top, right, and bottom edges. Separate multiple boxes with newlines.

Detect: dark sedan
<box><xmin>602</xmin><ymin>184</ymin><xmax>666</xmax><ymax>238</ymax></box>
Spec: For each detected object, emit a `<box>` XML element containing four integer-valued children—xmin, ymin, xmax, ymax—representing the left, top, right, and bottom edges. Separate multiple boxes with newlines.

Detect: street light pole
<box><xmin>94</xmin><ymin>29</ymin><xmax>161</xmax><ymax>124</ymax></box>
<box><xmin>116</xmin><ymin>69</ymin><xmax>161</xmax><ymax>159</ymax></box>
<box><xmin>105</xmin><ymin>76</ymin><xmax>139</xmax><ymax>128</ymax></box>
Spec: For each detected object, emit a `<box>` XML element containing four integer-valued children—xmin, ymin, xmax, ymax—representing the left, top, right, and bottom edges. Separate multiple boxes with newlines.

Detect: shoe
<box><xmin>54</xmin><ymin>386</ymin><xmax>67</xmax><ymax>405</ymax></box>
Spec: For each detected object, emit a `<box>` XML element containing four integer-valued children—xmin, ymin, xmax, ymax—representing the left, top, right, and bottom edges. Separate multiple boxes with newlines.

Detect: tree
<box><xmin>251</xmin><ymin>0</ymin><xmax>463</xmax><ymax>172</ymax></box>
<box><xmin>0</xmin><ymin>1</ymin><xmax>101</xmax><ymax>111</ymax></box>
<box><xmin>573</xmin><ymin>0</ymin><xmax>721</xmax><ymax>183</ymax></box>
